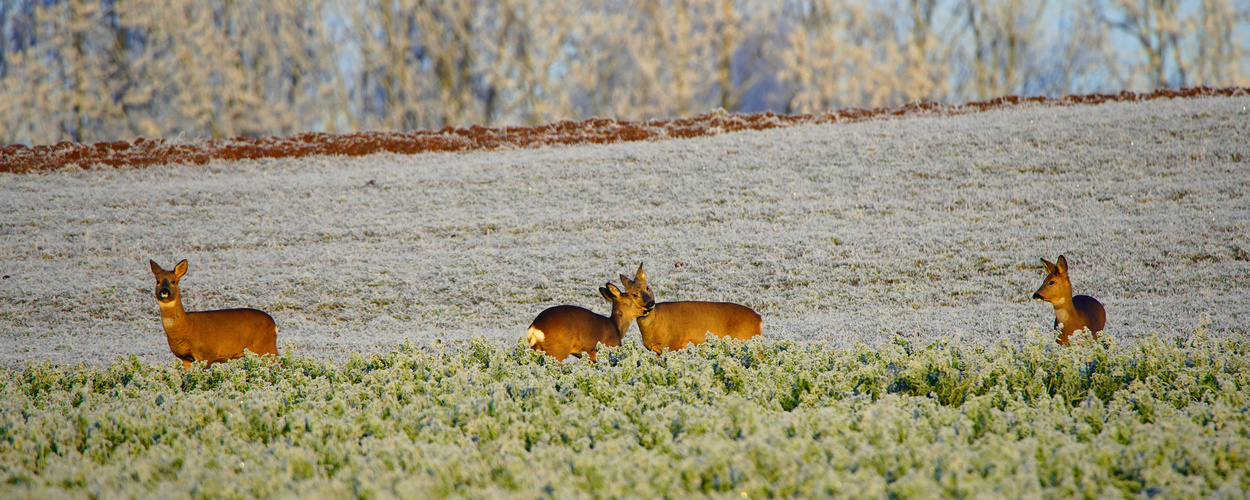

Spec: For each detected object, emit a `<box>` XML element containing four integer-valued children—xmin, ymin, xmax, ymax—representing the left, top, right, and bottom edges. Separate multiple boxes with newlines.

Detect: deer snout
<box><xmin>1032</xmin><ymin>292</ymin><xmax>1044</xmax><ymax>301</ymax></box>
<box><xmin>157</xmin><ymin>287</ymin><xmax>172</xmax><ymax>300</ymax></box>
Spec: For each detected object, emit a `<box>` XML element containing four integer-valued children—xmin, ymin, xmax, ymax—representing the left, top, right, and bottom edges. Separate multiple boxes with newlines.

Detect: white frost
<box><xmin>1</xmin><ymin>96</ymin><xmax>1247</xmax><ymax>367</ymax></box>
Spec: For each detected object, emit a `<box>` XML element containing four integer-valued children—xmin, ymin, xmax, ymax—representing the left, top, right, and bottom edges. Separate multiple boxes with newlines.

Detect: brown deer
<box><xmin>618</xmin><ymin>263</ymin><xmax>762</xmax><ymax>354</ymax></box>
<box><xmin>526</xmin><ymin>283</ymin><xmax>650</xmax><ymax>361</ymax></box>
<box><xmin>1032</xmin><ymin>255</ymin><xmax>1106</xmax><ymax>346</ymax></box>
<box><xmin>149</xmin><ymin>259</ymin><xmax>279</xmax><ymax>368</ymax></box>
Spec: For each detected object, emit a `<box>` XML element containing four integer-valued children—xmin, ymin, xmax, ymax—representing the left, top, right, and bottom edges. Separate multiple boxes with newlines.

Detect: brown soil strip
<box><xmin>2</xmin><ymin>86</ymin><xmax>1245</xmax><ymax>174</ymax></box>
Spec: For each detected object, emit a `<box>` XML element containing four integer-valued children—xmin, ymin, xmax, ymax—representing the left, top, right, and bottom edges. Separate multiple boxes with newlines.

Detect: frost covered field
<box><xmin>2</xmin><ymin>96</ymin><xmax>1248</xmax><ymax>364</ymax></box>
<box><xmin>2</xmin><ymin>96</ymin><xmax>1250</xmax><ymax>497</ymax></box>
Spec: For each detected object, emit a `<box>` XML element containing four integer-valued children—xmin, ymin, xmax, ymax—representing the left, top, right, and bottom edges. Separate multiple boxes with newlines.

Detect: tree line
<box><xmin>0</xmin><ymin>0</ymin><xmax>1246</xmax><ymax>145</ymax></box>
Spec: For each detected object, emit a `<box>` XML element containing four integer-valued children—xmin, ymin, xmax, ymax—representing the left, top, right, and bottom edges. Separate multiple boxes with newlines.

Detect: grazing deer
<box><xmin>526</xmin><ymin>283</ymin><xmax>649</xmax><ymax>361</ymax></box>
<box><xmin>618</xmin><ymin>263</ymin><xmax>762</xmax><ymax>354</ymax></box>
<box><xmin>1032</xmin><ymin>255</ymin><xmax>1106</xmax><ymax>346</ymax></box>
<box><xmin>149</xmin><ymin>259</ymin><xmax>279</xmax><ymax>368</ymax></box>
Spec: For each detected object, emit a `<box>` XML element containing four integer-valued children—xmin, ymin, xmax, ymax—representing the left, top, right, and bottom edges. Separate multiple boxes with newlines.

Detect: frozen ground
<box><xmin>2</xmin><ymin>96</ymin><xmax>1248</xmax><ymax>368</ymax></box>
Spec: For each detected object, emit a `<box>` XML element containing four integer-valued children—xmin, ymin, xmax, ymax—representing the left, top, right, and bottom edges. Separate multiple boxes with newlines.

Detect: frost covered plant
<box><xmin>1066</xmin><ymin>326</ymin><xmax>1099</xmax><ymax>347</ymax></box>
<box><xmin>1</xmin><ymin>334</ymin><xmax>1247</xmax><ymax>498</ymax></box>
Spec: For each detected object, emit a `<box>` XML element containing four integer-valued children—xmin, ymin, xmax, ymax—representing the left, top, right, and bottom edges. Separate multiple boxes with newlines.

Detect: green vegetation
<box><xmin>3</xmin><ymin>331</ymin><xmax>1248</xmax><ymax>498</ymax></box>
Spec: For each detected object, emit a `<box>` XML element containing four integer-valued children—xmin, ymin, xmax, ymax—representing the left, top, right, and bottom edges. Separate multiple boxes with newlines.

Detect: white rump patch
<box><xmin>526</xmin><ymin>326</ymin><xmax>545</xmax><ymax>347</ymax></box>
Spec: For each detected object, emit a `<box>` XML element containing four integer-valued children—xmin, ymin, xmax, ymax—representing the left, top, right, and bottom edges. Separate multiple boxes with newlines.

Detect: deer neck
<box><xmin>635</xmin><ymin>307</ymin><xmax>660</xmax><ymax>331</ymax></box>
<box><xmin>1049</xmin><ymin>296</ymin><xmax>1079</xmax><ymax>325</ymax></box>
<box><xmin>158</xmin><ymin>298</ymin><xmax>195</xmax><ymax>348</ymax></box>
<box><xmin>608</xmin><ymin>310</ymin><xmax>633</xmax><ymax>343</ymax></box>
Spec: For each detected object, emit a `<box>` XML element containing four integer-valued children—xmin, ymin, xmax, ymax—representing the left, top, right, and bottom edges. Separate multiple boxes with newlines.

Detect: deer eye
<box><xmin>1048</xmin><ymin>280</ymin><xmax>1055</xmax><ymax>285</ymax></box>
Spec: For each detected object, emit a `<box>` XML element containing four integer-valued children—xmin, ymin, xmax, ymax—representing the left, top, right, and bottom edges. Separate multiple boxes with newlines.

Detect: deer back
<box><xmin>637</xmin><ymin>300</ymin><xmax>762</xmax><ymax>353</ymax></box>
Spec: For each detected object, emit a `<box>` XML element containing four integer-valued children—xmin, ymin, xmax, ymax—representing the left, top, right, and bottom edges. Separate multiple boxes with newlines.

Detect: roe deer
<box><xmin>1032</xmin><ymin>255</ymin><xmax>1106</xmax><ymax>346</ymax></box>
<box><xmin>150</xmin><ymin>259</ymin><xmax>279</xmax><ymax>368</ymax></box>
<box><xmin>526</xmin><ymin>283</ymin><xmax>650</xmax><ymax>361</ymax></box>
<box><xmin>618</xmin><ymin>263</ymin><xmax>762</xmax><ymax>354</ymax></box>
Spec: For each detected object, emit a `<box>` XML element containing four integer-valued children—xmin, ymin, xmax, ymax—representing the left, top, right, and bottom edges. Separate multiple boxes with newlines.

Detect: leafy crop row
<box><xmin>2</xmin><ymin>330</ymin><xmax>1248</xmax><ymax>498</ymax></box>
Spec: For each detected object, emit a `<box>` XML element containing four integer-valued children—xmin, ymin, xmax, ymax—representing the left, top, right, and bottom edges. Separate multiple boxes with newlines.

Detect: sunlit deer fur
<box><xmin>617</xmin><ymin>263</ymin><xmax>762</xmax><ymax>354</ymax></box>
<box><xmin>1032</xmin><ymin>255</ymin><xmax>1106</xmax><ymax>346</ymax></box>
<box><xmin>150</xmin><ymin>259</ymin><xmax>278</xmax><ymax>368</ymax></box>
<box><xmin>526</xmin><ymin>283</ymin><xmax>649</xmax><ymax>361</ymax></box>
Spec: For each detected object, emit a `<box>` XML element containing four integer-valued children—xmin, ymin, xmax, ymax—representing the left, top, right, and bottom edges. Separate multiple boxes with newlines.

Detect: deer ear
<box><xmin>1055</xmin><ymin>255</ymin><xmax>1068</xmax><ymax>274</ymax></box>
<box><xmin>619</xmin><ymin>274</ymin><xmax>632</xmax><ymax>286</ymax></box>
<box><xmin>174</xmin><ymin>260</ymin><xmax>188</xmax><ymax>278</ymax></box>
<box><xmin>1040</xmin><ymin>258</ymin><xmax>1056</xmax><ymax>274</ymax></box>
<box><xmin>635</xmin><ymin>262</ymin><xmax>647</xmax><ymax>281</ymax></box>
<box><xmin>600</xmin><ymin>283</ymin><xmax>620</xmax><ymax>301</ymax></box>
<box><xmin>150</xmin><ymin>260</ymin><xmax>162</xmax><ymax>275</ymax></box>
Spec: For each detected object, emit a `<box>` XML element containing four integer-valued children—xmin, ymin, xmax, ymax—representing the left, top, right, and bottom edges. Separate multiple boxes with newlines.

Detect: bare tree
<box><xmin>1189</xmin><ymin>0</ymin><xmax>1249</xmax><ymax>87</ymax></box>
<box><xmin>1095</xmin><ymin>0</ymin><xmax>1185</xmax><ymax>89</ymax></box>
<box><xmin>352</xmin><ymin>0</ymin><xmax>423</xmax><ymax>130</ymax></box>
<box><xmin>1094</xmin><ymin>0</ymin><xmax>1250</xmax><ymax>89</ymax></box>
<box><xmin>956</xmin><ymin>0</ymin><xmax>1050</xmax><ymax>100</ymax></box>
<box><xmin>1</xmin><ymin>0</ymin><xmax>1247</xmax><ymax>145</ymax></box>
<box><xmin>708</xmin><ymin>0</ymin><xmax>777</xmax><ymax>112</ymax></box>
<box><xmin>778</xmin><ymin>0</ymin><xmax>872</xmax><ymax>112</ymax></box>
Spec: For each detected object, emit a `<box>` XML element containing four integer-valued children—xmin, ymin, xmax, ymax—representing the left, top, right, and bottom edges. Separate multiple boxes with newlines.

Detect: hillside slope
<box><xmin>1</xmin><ymin>95</ymin><xmax>1247</xmax><ymax>367</ymax></box>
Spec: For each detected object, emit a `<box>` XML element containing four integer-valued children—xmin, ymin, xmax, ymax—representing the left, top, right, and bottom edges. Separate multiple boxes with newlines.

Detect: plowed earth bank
<box><xmin>1</xmin><ymin>90</ymin><xmax>1248</xmax><ymax>367</ymax></box>
<box><xmin>2</xmin><ymin>87</ymin><xmax>1245</xmax><ymax>174</ymax></box>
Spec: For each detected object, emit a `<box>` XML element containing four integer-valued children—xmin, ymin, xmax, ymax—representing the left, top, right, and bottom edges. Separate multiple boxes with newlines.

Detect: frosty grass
<box><xmin>1</xmin><ymin>96</ymin><xmax>1248</xmax><ymax>496</ymax></box>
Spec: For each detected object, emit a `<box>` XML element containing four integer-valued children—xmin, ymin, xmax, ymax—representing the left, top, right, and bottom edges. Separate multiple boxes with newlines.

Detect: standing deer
<box><xmin>526</xmin><ymin>283</ymin><xmax>650</xmax><ymax>361</ymax></box>
<box><xmin>150</xmin><ymin>259</ymin><xmax>279</xmax><ymax>368</ymax></box>
<box><xmin>618</xmin><ymin>263</ymin><xmax>762</xmax><ymax>354</ymax></box>
<box><xmin>1032</xmin><ymin>255</ymin><xmax>1106</xmax><ymax>346</ymax></box>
